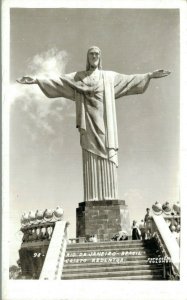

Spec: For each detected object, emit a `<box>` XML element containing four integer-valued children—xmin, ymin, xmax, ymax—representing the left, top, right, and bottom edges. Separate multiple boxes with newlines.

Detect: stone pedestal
<box><xmin>76</xmin><ymin>200</ymin><xmax>131</xmax><ymax>241</ymax></box>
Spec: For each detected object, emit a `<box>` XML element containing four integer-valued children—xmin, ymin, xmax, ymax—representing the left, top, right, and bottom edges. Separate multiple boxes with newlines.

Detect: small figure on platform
<box><xmin>132</xmin><ymin>220</ymin><xmax>141</xmax><ymax>240</ymax></box>
<box><xmin>144</xmin><ymin>208</ymin><xmax>152</xmax><ymax>239</ymax></box>
<box><xmin>92</xmin><ymin>234</ymin><xmax>98</xmax><ymax>243</ymax></box>
<box><xmin>111</xmin><ymin>230</ymin><xmax>128</xmax><ymax>241</ymax></box>
<box><xmin>170</xmin><ymin>225</ymin><xmax>177</xmax><ymax>237</ymax></box>
<box><xmin>88</xmin><ymin>234</ymin><xmax>97</xmax><ymax>242</ymax></box>
<box><xmin>139</xmin><ymin>220</ymin><xmax>146</xmax><ymax>240</ymax></box>
<box><xmin>176</xmin><ymin>225</ymin><xmax>180</xmax><ymax>245</ymax></box>
<box><xmin>170</xmin><ymin>225</ymin><xmax>180</xmax><ymax>245</ymax></box>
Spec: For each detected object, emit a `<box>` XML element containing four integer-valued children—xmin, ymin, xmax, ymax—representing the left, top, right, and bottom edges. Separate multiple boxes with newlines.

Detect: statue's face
<box><xmin>88</xmin><ymin>48</ymin><xmax>100</xmax><ymax>69</ymax></box>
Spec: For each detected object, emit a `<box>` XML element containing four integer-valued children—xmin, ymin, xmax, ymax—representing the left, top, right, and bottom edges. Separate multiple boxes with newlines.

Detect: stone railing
<box><xmin>68</xmin><ymin>238</ymin><xmax>83</xmax><ymax>244</ymax></box>
<box><xmin>152</xmin><ymin>201</ymin><xmax>180</xmax><ymax>216</ymax></box>
<box><xmin>151</xmin><ymin>215</ymin><xmax>180</xmax><ymax>280</ymax></box>
<box><xmin>53</xmin><ymin>221</ymin><xmax>69</xmax><ymax>280</ymax></box>
<box><xmin>152</xmin><ymin>231</ymin><xmax>171</xmax><ymax>279</ymax></box>
<box><xmin>20</xmin><ymin>207</ymin><xmax>64</xmax><ymax>243</ymax></box>
<box><xmin>21</xmin><ymin>206</ymin><xmax>64</xmax><ymax>227</ymax></box>
<box><xmin>68</xmin><ymin>236</ymin><xmax>97</xmax><ymax>243</ymax></box>
<box><xmin>19</xmin><ymin>206</ymin><xmax>67</xmax><ymax>279</ymax></box>
<box><xmin>21</xmin><ymin>223</ymin><xmax>55</xmax><ymax>243</ymax></box>
<box><xmin>40</xmin><ymin>221</ymin><xmax>69</xmax><ymax>280</ymax></box>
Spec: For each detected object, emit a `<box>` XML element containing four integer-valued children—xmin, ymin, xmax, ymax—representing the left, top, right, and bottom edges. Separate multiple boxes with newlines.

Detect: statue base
<box><xmin>76</xmin><ymin>200</ymin><xmax>131</xmax><ymax>241</ymax></box>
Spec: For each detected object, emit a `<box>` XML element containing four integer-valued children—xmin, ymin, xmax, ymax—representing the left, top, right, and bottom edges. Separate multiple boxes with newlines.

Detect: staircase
<box><xmin>61</xmin><ymin>239</ymin><xmax>164</xmax><ymax>280</ymax></box>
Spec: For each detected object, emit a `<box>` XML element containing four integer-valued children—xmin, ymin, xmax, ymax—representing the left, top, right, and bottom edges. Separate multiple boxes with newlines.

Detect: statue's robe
<box><xmin>37</xmin><ymin>71</ymin><xmax>151</xmax><ymax>201</ymax></box>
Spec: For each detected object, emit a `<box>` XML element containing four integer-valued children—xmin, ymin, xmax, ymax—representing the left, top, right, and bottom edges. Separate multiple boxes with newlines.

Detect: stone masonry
<box><xmin>76</xmin><ymin>200</ymin><xmax>131</xmax><ymax>241</ymax></box>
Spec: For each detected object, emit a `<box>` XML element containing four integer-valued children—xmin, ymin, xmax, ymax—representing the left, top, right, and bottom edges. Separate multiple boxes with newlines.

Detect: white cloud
<box><xmin>10</xmin><ymin>47</ymin><xmax>70</xmax><ymax>104</ymax></box>
<box><xmin>9</xmin><ymin>48</ymin><xmax>74</xmax><ymax>146</ymax></box>
<box><xmin>27</xmin><ymin>48</ymin><xmax>69</xmax><ymax>78</ymax></box>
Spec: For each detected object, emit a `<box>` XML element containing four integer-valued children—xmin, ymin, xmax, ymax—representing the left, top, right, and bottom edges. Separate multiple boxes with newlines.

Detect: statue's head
<box><xmin>86</xmin><ymin>46</ymin><xmax>102</xmax><ymax>71</ymax></box>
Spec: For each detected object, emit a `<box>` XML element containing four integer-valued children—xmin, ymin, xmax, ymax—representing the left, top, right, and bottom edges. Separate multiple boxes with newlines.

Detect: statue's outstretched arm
<box><xmin>114</xmin><ymin>69</ymin><xmax>171</xmax><ymax>99</ymax></box>
<box><xmin>149</xmin><ymin>69</ymin><xmax>171</xmax><ymax>79</ymax></box>
<box><xmin>17</xmin><ymin>75</ymin><xmax>75</xmax><ymax>100</ymax></box>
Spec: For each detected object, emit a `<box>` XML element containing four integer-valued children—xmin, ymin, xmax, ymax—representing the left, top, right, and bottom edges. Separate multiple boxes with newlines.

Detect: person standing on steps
<box><xmin>139</xmin><ymin>219</ymin><xmax>146</xmax><ymax>240</ymax></box>
<box><xmin>132</xmin><ymin>220</ymin><xmax>141</xmax><ymax>240</ymax></box>
<box><xmin>144</xmin><ymin>208</ymin><xmax>152</xmax><ymax>239</ymax></box>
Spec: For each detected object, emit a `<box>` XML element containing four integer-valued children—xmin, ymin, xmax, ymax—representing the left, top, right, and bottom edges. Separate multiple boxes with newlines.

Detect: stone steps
<box><xmin>67</xmin><ymin>240</ymin><xmax>147</xmax><ymax>249</ymax></box>
<box><xmin>64</xmin><ymin>255</ymin><xmax>156</xmax><ymax>265</ymax></box>
<box><xmin>61</xmin><ymin>268</ymin><xmax>163</xmax><ymax>280</ymax></box>
<box><xmin>68</xmin><ymin>240</ymin><xmax>145</xmax><ymax>245</ymax></box>
<box><xmin>63</xmin><ymin>264</ymin><xmax>162</xmax><ymax>274</ymax></box>
<box><xmin>63</xmin><ymin>259</ymin><xmax>153</xmax><ymax>268</ymax></box>
<box><xmin>65</xmin><ymin>250</ymin><xmax>158</xmax><ymax>260</ymax></box>
<box><xmin>62</xmin><ymin>240</ymin><xmax>163</xmax><ymax>280</ymax></box>
<box><xmin>67</xmin><ymin>246</ymin><xmax>150</xmax><ymax>252</ymax></box>
<box><xmin>65</xmin><ymin>251</ymin><xmax>149</xmax><ymax>258</ymax></box>
<box><xmin>89</xmin><ymin>274</ymin><xmax>164</xmax><ymax>280</ymax></box>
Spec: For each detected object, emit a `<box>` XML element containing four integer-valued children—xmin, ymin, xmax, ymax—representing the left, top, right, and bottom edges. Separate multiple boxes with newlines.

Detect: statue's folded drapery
<box><xmin>37</xmin><ymin>71</ymin><xmax>151</xmax><ymax>201</ymax></box>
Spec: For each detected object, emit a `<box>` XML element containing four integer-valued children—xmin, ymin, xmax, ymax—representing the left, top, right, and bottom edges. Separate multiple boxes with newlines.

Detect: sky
<box><xmin>8</xmin><ymin>8</ymin><xmax>179</xmax><ymax>265</ymax></box>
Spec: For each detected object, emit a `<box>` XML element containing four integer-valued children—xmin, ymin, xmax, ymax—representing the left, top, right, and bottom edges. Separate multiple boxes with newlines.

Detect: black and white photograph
<box><xmin>2</xmin><ymin>0</ymin><xmax>187</xmax><ymax>299</ymax></box>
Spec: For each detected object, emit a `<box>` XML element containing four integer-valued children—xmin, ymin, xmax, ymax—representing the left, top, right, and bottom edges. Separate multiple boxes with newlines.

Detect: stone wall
<box><xmin>76</xmin><ymin>200</ymin><xmax>131</xmax><ymax>241</ymax></box>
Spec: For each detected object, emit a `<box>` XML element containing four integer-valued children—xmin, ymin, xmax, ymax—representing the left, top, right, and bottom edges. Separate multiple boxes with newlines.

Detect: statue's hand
<box><xmin>16</xmin><ymin>76</ymin><xmax>37</xmax><ymax>84</ymax></box>
<box><xmin>150</xmin><ymin>69</ymin><xmax>171</xmax><ymax>79</ymax></box>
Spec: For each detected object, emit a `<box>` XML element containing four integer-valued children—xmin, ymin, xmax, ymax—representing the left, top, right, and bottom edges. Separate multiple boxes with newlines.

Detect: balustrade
<box><xmin>21</xmin><ymin>223</ymin><xmax>55</xmax><ymax>243</ymax></box>
<box><xmin>20</xmin><ymin>206</ymin><xmax>64</xmax><ymax>244</ymax></box>
<box><xmin>151</xmin><ymin>215</ymin><xmax>180</xmax><ymax>280</ymax></box>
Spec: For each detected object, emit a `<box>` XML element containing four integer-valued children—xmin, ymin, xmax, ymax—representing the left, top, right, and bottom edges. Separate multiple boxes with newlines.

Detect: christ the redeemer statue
<box><xmin>17</xmin><ymin>46</ymin><xmax>170</xmax><ymax>202</ymax></box>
